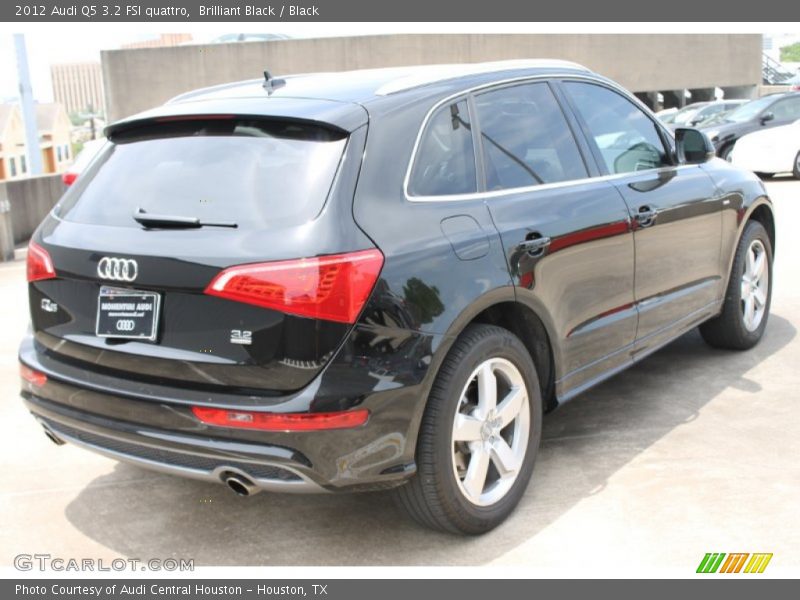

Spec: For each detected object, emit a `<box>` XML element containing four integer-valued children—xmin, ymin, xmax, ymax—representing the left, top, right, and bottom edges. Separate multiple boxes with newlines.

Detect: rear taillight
<box><xmin>20</xmin><ymin>364</ymin><xmax>47</xmax><ymax>387</ymax></box>
<box><xmin>204</xmin><ymin>249</ymin><xmax>384</xmax><ymax>324</ymax></box>
<box><xmin>27</xmin><ymin>241</ymin><xmax>56</xmax><ymax>282</ymax></box>
<box><xmin>61</xmin><ymin>172</ymin><xmax>77</xmax><ymax>186</ymax></box>
<box><xmin>191</xmin><ymin>406</ymin><xmax>369</xmax><ymax>431</ymax></box>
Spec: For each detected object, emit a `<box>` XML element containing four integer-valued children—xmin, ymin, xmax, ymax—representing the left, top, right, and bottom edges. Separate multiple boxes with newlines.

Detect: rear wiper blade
<box><xmin>133</xmin><ymin>208</ymin><xmax>237</xmax><ymax>229</ymax></box>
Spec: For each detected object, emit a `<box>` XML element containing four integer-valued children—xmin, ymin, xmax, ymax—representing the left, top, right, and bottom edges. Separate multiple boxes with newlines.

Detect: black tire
<box><xmin>719</xmin><ymin>143</ymin><xmax>735</xmax><ymax>161</ymax></box>
<box><xmin>793</xmin><ymin>151</ymin><xmax>800</xmax><ymax>179</ymax></box>
<box><xmin>700</xmin><ymin>220</ymin><xmax>773</xmax><ymax>350</ymax></box>
<box><xmin>755</xmin><ymin>172</ymin><xmax>774</xmax><ymax>180</ymax></box>
<box><xmin>393</xmin><ymin>324</ymin><xmax>542</xmax><ymax>535</ymax></box>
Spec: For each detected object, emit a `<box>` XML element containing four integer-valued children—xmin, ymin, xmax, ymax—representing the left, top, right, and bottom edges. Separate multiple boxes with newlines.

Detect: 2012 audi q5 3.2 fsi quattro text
<box><xmin>19</xmin><ymin>61</ymin><xmax>775</xmax><ymax>534</ymax></box>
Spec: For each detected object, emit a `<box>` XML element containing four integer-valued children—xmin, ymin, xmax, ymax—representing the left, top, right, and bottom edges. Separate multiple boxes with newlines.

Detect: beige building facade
<box><xmin>0</xmin><ymin>103</ymin><xmax>73</xmax><ymax>181</ymax></box>
<box><xmin>51</xmin><ymin>62</ymin><xmax>106</xmax><ymax>116</ymax></box>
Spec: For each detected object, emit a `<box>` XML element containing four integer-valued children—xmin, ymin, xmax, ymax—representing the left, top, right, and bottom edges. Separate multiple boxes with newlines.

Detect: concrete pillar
<box><xmin>642</xmin><ymin>91</ymin><xmax>662</xmax><ymax>111</ymax></box>
<box><xmin>13</xmin><ymin>34</ymin><xmax>43</xmax><ymax>176</ymax></box>
<box><xmin>0</xmin><ymin>186</ymin><xmax>15</xmax><ymax>262</ymax></box>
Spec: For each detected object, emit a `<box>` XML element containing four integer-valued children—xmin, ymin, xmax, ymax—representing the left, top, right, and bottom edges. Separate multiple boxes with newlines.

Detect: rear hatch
<box><xmin>28</xmin><ymin>106</ymin><xmax>381</xmax><ymax>395</ymax></box>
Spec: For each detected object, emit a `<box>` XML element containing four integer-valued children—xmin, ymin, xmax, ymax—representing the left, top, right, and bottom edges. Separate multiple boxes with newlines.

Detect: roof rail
<box><xmin>374</xmin><ymin>59</ymin><xmax>591</xmax><ymax>96</ymax></box>
<box><xmin>167</xmin><ymin>78</ymin><xmax>262</xmax><ymax>104</ymax></box>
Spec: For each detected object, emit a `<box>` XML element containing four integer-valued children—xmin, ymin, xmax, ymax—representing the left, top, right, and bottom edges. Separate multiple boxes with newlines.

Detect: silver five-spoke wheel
<box><xmin>741</xmin><ymin>239</ymin><xmax>769</xmax><ymax>332</ymax></box>
<box><xmin>451</xmin><ymin>358</ymin><xmax>530</xmax><ymax>506</ymax></box>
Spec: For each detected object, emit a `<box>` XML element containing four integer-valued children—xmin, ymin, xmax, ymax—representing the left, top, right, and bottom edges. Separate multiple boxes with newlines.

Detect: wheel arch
<box><xmin>719</xmin><ymin>196</ymin><xmax>775</xmax><ymax>296</ymax></box>
<box><xmin>426</xmin><ymin>288</ymin><xmax>561</xmax><ymax>413</ymax></box>
<box><xmin>470</xmin><ymin>301</ymin><xmax>558</xmax><ymax>412</ymax></box>
<box><xmin>748</xmin><ymin>201</ymin><xmax>776</xmax><ymax>257</ymax></box>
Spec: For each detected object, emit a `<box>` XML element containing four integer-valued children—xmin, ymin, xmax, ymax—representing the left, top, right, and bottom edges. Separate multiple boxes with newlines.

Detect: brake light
<box><xmin>20</xmin><ymin>364</ymin><xmax>47</xmax><ymax>387</ymax></box>
<box><xmin>27</xmin><ymin>241</ymin><xmax>56</xmax><ymax>282</ymax></box>
<box><xmin>205</xmin><ymin>249</ymin><xmax>384</xmax><ymax>324</ymax></box>
<box><xmin>191</xmin><ymin>406</ymin><xmax>369</xmax><ymax>431</ymax></box>
<box><xmin>62</xmin><ymin>172</ymin><xmax>77</xmax><ymax>186</ymax></box>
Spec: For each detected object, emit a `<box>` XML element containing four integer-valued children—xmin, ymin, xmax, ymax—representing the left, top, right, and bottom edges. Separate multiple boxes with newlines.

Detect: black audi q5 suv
<box><xmin>20</xmin><ymin>60</ymin><xmax>775</xmax><ymax>534</ymax></box>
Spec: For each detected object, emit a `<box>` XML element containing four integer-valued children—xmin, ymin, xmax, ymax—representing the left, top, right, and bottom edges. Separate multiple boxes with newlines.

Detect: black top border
<box><xmin>3</xmin><ymin>0</ymin><xmax>799</xmax><ymax>22</ymax></box>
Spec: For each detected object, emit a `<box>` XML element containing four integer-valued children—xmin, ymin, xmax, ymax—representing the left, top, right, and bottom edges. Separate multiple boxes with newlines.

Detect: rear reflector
<box><xmin>27</xmin><ymin>241</ymin><xmax>56</xmax><ymax>282</ymax></box>
<box><xmin>62</xmin><ymin>172</ymin><xmax>78</xmax><ymax>186</ymax></box>
<box><xmin>191</xmin><ymin>406</ymin><xmax>369</xmax><ymax>431</ymax></box>
<box><xmin>20</xmin><ymin>364</ymin><xmax>47</xmax><ymax>387</ymax></box>
<box><xmin>204</xmin><ymin>249</ymin><xmax>384</xmax><ymax>324</ymax></box>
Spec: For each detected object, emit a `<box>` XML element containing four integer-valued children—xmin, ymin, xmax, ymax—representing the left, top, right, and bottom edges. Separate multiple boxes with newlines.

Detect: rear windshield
<box><xmin>55</xmin><ymin>119</ymin><xmax>347</xmax><ymax>229</ymax></box>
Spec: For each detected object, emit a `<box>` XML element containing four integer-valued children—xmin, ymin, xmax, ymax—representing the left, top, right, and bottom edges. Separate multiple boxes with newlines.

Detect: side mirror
<box><xmin>674</xmin><ymin>127</ymin><xmax>715</xmax><ymax>164</ymax></box>
<box><xmin>760</xmin><ymin>112</ymin><xmax>775</xmax><ymax>124</ymax></box>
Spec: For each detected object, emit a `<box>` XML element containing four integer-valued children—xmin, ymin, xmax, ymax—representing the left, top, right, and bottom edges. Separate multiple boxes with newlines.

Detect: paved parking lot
<box><xmin>1</xmin><ymin>179</ymin><xmax>798</xmax><ymax>571</ymax></box>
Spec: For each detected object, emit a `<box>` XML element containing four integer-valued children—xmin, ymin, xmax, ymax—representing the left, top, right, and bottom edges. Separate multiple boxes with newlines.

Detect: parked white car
<box><xmin>729</xmin><ymin>118</ymin><xmax>800</xmax><ymax>178</ymax></box>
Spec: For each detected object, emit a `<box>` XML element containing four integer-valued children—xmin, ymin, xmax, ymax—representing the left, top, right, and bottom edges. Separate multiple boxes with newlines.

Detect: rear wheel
<box><xmin>793</xmin><ymin>151</ymin><xmax>800</xmax><ymax>179</ymax></box>
<box><xmin>700</xmin><ymin>220</ymin><xmax>772</xmax><ymax>350</ymax></box>
<box><xmin>393</xmin><ymin>324</ymin><xmax>542</xmax><ymax>534</ymax></box>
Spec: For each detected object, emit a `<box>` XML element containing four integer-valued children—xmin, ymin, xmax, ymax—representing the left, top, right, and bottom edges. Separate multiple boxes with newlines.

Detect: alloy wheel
<box><xmin>741</xmin><ymin>239</ymin><xmax>769</xmax><ymax>332</ymax></box>
<box><xmin>451</xmin><ymin>358</ymin><xmax>530</xmax><ymax>506</ymax></box>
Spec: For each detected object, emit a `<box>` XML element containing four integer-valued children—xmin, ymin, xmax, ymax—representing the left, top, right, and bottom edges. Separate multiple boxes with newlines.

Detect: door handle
<box><xmin>634</xmin><ymin>205</ymin><xmax>658</xmax><ymax>228</ymax></box>
<box><xmin>518</xmin><ymin>235</ymin><xmax>551</xmax><ymax>256</ymax></box>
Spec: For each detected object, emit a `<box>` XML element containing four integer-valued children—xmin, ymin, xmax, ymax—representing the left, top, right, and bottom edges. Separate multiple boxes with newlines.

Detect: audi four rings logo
<box><xmin>97</xmin><ymin>257</ymin><xmax>138</xmax><ymax>282</ymax></box>
<box><xmin>115</xmin><ymin>320</ymin><xmax>136</xmax><ymax>331</ymax></box>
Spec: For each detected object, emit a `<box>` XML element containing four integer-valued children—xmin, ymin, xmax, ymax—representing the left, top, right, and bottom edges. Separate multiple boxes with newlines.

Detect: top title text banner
<box><xmin>4</xmin><ymin>0</ymin><xmax>799</xmax><ymax>22</ymax></box>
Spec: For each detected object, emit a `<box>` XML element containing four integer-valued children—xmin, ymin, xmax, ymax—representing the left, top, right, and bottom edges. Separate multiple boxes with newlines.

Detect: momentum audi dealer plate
<box><xmin>96</xmin><ymin>286</ymin><xmax>161</xmax><ymax>341</ymax></box>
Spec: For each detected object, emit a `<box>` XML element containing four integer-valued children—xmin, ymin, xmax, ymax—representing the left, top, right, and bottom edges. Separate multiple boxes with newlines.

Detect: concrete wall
<box><xmin>760</xmin><ymin>84</ymin><xmax>794</xmax><ymax>96</ymax></box>
<box><xmin>0</xmin><ymin>174</ymin><xmax>64</xmax><ymax>249</ymax></box>
<box><xmin>102</xmin><ymin>34</ymin><xmax>763</xmax><ymax>121</ymax></box>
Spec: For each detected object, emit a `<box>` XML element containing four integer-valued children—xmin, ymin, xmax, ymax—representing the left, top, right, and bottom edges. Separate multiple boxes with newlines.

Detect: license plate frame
<box><xmin>95</xmin><ymin>286</ymin><xmax>161</xmax><ymax>342</ymax></box>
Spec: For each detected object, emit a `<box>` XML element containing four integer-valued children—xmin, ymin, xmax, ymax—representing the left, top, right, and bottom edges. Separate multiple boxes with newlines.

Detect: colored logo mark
<box><xmin>696</xmin><ymin>553</ymin><xmax>773</xmax><ymax>574</ymax></box>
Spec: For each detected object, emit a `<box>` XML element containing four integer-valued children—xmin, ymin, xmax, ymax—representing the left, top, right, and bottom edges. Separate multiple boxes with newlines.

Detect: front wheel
<box><xmin>700</xmin><ymin>220</ymin><xmax>773</xmax><ymax>350</ymax></box>
<box><xmin>393</xmin><ymin>324</ymin><xmax>542</xmax><ymax>534</ymax></box>
<box><xmin>793</xmin><ymin>151</ymin><xmax>800</xmax><ymax>179</ymax></box>
<box><xmin>720</xmin><ymin>143</ymin><xmax>735</xmax><ymax>161</ymax></box>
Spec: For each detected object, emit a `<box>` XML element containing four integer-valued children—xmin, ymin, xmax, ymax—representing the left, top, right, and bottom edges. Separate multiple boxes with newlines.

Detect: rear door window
<box><xmin>474</xmin><ymin>82</ymin><xmax>588</xmax><ymax>190</ymax></box>
<box><xmin>55</xmin><ymin>119</ymin><xmax>347</xmax><ymax>229</ymax></box>
<box><xmin>408</xmin><ymin>99</ymin><xmax>477</xmax><ymax>197</ymax></box>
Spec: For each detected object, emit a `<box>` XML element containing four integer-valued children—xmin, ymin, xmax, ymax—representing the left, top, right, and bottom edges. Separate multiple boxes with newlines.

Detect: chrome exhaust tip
<box><xmin>42</xmin><ymin>425</ymin><xmax>65</xmax><ymax>446</ymax></box>
<box><xmin>222</xmin><ymin>473</ymin><xmax>259</xmax><ymax>497</ymax></box>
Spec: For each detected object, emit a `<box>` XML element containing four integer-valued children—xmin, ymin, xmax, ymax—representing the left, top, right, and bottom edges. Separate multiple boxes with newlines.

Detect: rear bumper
<box><xmin>28</xmin><ymin>395</ymin><xmax>324</xmax><ymax>493</ymax></box>
<box><xmin>19</xmin><ymin>329</ymin><xmax>437</xmax><ymax>492</ymax></box>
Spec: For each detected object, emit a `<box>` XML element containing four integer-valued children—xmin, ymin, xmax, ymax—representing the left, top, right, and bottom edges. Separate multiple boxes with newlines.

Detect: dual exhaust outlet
<box><xmin>41</xmin><ymin>424</ymin><xmax>262</xmax><ymax>497</ymax></box>
<box><xmin>221</xmin><ymin>472</ymin><xmax>261</xmax><ymax>497</ymax></box>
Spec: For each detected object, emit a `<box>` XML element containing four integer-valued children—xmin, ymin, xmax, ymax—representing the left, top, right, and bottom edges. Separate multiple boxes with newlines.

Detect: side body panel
<box><xmin>487</xmin><ymin>182</ymin><xmax>636</xmax><ymax>397</ymax></box>
<box><xmin>612</xmin><ymin>166</ymin><xmax>723</xmax><ymax>358</ymax></box>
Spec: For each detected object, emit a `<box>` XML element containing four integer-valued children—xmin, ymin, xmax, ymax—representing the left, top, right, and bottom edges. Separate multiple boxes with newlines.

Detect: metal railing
<box><xmin>762</xmin><ymin>52</ymin><xmax>794</xmax><ymax>85</ymax></box>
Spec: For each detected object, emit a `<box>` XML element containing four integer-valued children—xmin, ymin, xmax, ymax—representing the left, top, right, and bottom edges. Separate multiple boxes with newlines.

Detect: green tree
<box><xmin>780</xmin><ymin>42</ymin><xmax>800</xmax><ymax>62</ymax></box>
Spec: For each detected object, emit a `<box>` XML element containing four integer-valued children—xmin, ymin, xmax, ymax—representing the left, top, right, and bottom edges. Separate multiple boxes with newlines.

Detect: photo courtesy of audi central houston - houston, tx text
<box><xmin>1</xmin><ymin>13</ymin><xmax>799</xmax><ymax>583</ymax></box>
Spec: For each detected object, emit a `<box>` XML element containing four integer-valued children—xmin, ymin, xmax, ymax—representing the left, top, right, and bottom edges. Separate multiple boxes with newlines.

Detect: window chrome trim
<box><xmin>404</xmin><ymin>72</ymin><xmax>681</xmax><ymax>203</ymax></box>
